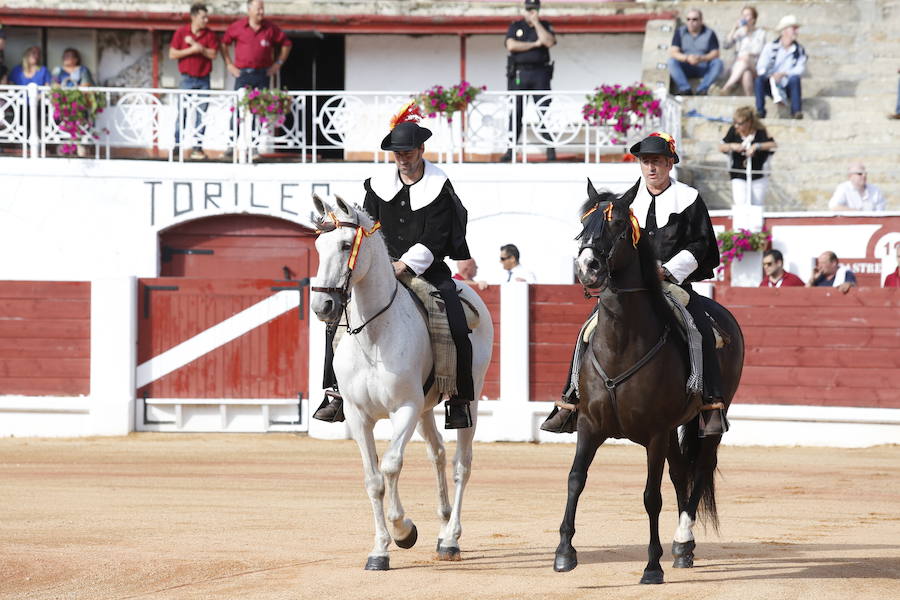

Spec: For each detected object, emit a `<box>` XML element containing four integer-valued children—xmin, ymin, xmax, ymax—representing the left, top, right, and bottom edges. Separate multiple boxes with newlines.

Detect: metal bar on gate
<box><xmin>27</xmin><ymin>83</ymin><xmax>38</xmax><ymax>159</ymax></box>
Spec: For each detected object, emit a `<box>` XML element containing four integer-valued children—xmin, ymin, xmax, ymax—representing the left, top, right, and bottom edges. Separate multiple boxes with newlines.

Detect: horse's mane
<box><xmin>577</xmin><ymin>187</ymin><xmax>676</xmax><ymax>331</ymax></box>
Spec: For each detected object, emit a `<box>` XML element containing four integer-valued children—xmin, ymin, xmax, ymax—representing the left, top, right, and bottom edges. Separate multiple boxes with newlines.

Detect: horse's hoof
<box><xmin>435</xmin><ymin>545</ymin><xmax>461</xmax><ymax>561</ymax></box>
<box><xmin>639</xmin><ymin>569</ymin><xmax>664</xmax><ymax>584</ymax></box>
<box><xmin>671</xmin><ymin>540</ymin><xmax>695</xmax><ymax>569</ymax></box>
<box><xmin>394</xmin><ymin>525</ymin><xmax>418</xmax><ymax>549</ymax></box>
<box><xmin>554</xmin><ymin>551</ymin><xmax>577</xmax><ymax>572</ymax></box>
<box><xmin>364</xmin><ymin>555</ymin><xmax>390</xmax><ymax>571</ymax></box>
<box><xmin>435</xmin><ymin>538</ymin><xmax>442</xmax><ymax>552</ymax></box>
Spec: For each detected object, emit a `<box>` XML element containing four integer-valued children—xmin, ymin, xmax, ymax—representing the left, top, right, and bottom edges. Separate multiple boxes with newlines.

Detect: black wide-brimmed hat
<box><xmin>524</xmin><ymin>0</ymin><xmax>541</xmax><ymax>8</ymax></box>
<box><xmin>629</xmin><ymin>131</ymin><xmax>679</xmax><ymax>164</ymax></box>
<box><xmin>380</xmin><ymin>122</ymin><xmax>432</xmax><ymax>152</ymax></box>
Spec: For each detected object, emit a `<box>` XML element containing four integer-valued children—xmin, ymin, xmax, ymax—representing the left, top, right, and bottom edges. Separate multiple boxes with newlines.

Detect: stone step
<box><xmin>682</xmin><ymin>116</ymin><xmax>900</xmax><ymax>144</ymax></box>
<box><xmin>679</xmin><ymin>95</ymin><xmax>896</xmax><ymax>121</ymax></box>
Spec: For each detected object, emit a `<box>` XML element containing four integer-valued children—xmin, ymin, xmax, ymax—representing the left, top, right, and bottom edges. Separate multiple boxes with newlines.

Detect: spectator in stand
<box><xmin>454</xmin><ymin>258</ymin><xmax>489</xmax><ymax>290</ymax></box>
<box><xmin>759</xmin><ymin>249</ymin><xmax>804</xmax><ymax>287</ymax></box>
<box><xmin>0</xmin><ymin>23</ymin><xmax>8</xmax><ymax>84</ymax></box>
<box><xmin>719</xmin><ymin>105</ymin><xmax>777</xmax><ymax>206</ymax></box>
<box><xmin>221</xmin><ymin>0</ymin><xmax>292</xmax><ymax>91</ymax></box>
<box><xmin>8</xmin><ymin>46</ymin><xmax>51</xmax><ymax>86</ymax></box>
<box><xmin>884</xmin><ymin>244</ymin><xmax>900</xmax><ymax>287</ymax></box>
<box><xmin>828</xmin><ymin>162</ymin><xmax>886</xmax><ymax>211</ymax></box>
<box><xmin>755</xmin><ymin>15</ymin><xmax>806</xmax><ymax>119</ymax></box>
<box><xmin>716</xmin><ymin>5</ymin><xmax>767</xmax><ymax>96</ymax></box>
<box><xmin>170</xmin><ymin>3</ymin><xmax>218</xmax><ymax>160</ymax></box>
<box><xmin>808</xmin><ymin>251</ymin><xmax>856</xmax><ymax>294</ymax></box>
<box><xmin>667</xmin><ymin>8</ymin><xmax>723</xmax><ymax>96</ymax></box>
<box><xmin>500</xmin><ymin>244</ymin><xmax>536</xmax><ymax>283</ymax></box>
<box><xmin>51</xmin><ymin>48</ymin><xmax>94</xmax><ymax>88</ymax></box>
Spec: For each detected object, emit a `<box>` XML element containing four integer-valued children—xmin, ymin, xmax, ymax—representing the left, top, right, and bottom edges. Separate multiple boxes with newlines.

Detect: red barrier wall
<box><xmin>529</xmin><ymin>285</ymin><xmax>592</xmax><ymax>402</ymax></box>
<box><xmin>719</xmin><ymin>287</ymin><xmax>900</xmax><ymax>407</ymax></box>
<box><xmin>0</xmin><ymin>281</ymin><xmax>91</xmax><ymax>396</ymax></box>
<box><xmin>475</xmin><ymin>286</ymin><xmax>501</xmax><ymax>400</ymax></box>
<box><xmin>528</xmin><ymin>285</ymin><xmax>900</xmax><ymax>408</ymax></box>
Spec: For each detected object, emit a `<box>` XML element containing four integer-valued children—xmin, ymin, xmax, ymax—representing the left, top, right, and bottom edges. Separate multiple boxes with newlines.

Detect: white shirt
<box><xmin>504</xmin><ymin>263</ymin><xmax>536</xmax><ymax>283</ymax></box>
<box><xmin>828</xmin><ymin>181</ymin><xmax>886</xmax><ymax>211</ymax></box>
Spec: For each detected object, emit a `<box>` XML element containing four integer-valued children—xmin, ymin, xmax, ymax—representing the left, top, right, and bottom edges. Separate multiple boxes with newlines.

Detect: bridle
<box><xmin>310</xmin><ymin>210</ymin><xmax>399</xmax><ymax>336</ymax></box>
<box><xmin>579</xmin><ymin>202</ymin><xmax>645</xmax><ymax>297</ymax></box>
<box><xmin>574</xmin><ymin>200</ymin><xmax>671</xmax><ymax>436</ymax></box>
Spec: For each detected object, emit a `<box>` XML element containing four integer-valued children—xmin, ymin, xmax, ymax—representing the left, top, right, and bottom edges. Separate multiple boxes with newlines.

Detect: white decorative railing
<box><xmin>0</xmin><ymin>84</ymin><xmax>678</xmax><ymax>164</ymax></box>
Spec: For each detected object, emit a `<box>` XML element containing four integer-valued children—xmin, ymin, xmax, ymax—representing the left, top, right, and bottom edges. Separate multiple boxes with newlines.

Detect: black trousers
<box><xmin>507</xmin><ymin>65</ymin><xmax>553</xmax><ymax>146</ymax></box>
<box><xmin>684</xmin><ymin>288</ymin><xmax>724</xmax><ymax>400</ymax></box>
<box><xmin>321</xmin><ymin>276</ymin><xmax>474</xmax><ymax>404</ymax></box>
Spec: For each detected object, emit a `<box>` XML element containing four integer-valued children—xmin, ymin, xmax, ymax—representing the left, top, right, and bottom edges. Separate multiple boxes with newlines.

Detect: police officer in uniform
<box><xmin>541</xmin><ymin>132</ymin><xmax>727</xmax><ymax>437</ymax></box>
<box><xmin>314</xmin><ymin>114</ymin><xmax>475</xmax><ymax>429</ymax></box>
<box><xmin>503</xmin><ymin>0</ymin><xmax>557</xmax><ymax>162</ymax></box>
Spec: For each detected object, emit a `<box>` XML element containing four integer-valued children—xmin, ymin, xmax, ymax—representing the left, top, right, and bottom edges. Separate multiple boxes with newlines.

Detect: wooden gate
<box><xmin>137</xmin><ymin>215</ymin><xmax>317</xmax><ymax>432</ymax></box>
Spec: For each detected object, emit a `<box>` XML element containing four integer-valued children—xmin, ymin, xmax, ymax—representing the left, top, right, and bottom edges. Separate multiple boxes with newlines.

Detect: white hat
<box><xmin>776</xmin><ymin>15</ymin><xmax>800</xmax><ymax>32</ymax></box>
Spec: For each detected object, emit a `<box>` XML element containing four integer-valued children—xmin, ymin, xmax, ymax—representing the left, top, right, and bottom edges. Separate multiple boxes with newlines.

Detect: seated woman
<box><xmin>52</xmin><ymin>48</ymin><xmax>94</xmax><ymax>88</ymax></box>
<box><xmin>8</xmin><ymin>46</ymin><xmax>51</xmax><ymax>86</ymax></box>
<box><xmin>718</xmin><ymin>106</ymin><xmax>777</xmax><ymax>206</ymax></box>
<box><xmin>717</xmin><ymin>5</ymin><xmax>767</xmax><ymax>96</ymax></box>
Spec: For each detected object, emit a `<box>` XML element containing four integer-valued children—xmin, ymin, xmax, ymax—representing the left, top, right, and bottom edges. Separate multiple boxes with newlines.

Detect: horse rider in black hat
<box><xmin>314</xmin><ymin>103</ymin><xmax>476</xmax><ymax>429</ymax></box>
<box><xmin>541</xmin><ymin>131</ymin><xmax>728</xmax><ymax>436</ymax></box>
<box><xmin>502</xmin><ymin>0</ymin><xmax>557</xmax><ymax>162</ymax></box>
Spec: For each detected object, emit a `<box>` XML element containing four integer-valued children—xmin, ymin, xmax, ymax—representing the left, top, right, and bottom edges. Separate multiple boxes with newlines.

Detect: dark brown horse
<box><xmin>553</xmin><ymin>185</ymin><xmax>744</xmax><ymax>584</ymax></box>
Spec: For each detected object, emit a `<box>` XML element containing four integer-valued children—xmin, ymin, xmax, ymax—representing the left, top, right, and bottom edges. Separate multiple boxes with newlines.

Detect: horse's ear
<box><xmin>586</xmin><ymin>178</ymin><xmax>600</xmax><ymax>203</ymax></box>
<box><xmin>334</xmin><ymin>195</ymin><xmax>356</xmax><ymax>218</ymax></box>
<box><xmin>617</xmin><ymin>178</ymin><xmax>642</xmax><ymax>207</ymax></box>
<box><xmin>312</xmin><ymin>193</ymin><xmax>332</xmax><ymax>217</ymax></box>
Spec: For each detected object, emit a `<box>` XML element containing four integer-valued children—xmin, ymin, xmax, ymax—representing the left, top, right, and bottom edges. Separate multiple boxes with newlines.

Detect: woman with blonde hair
<box><xmin>718</xmin><ymin>105</ymin><xmax>777</xmax><ymax>206</ymax></box>
<box><xmin>8</xmin><ymin>46</ymin><xmax>51</xmax><ymax>86</ymax></box>
<box><xmin>717</xmin><ymin>6</ymin><xmax>767</xmax><ymax>96</ymax></box>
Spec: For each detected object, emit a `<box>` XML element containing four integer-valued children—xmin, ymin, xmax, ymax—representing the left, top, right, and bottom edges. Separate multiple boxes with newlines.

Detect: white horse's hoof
<box><xmin>435</xmin><ymin>545</ymin><xmax>461</xmax><ymax>561</ymax></box>
<box><xmin>364</xmin><ymin>555</ymin><xmax>390</xmax><ymax>571</ymax></box>
<box><xmin>394</xmin><ymin>524</ymin><xmax>418</xmax><ymax>549</ymax></box>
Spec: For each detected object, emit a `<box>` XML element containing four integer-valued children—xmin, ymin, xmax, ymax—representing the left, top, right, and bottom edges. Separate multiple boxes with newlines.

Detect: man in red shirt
<box><xmin>759</xmin><ymin>249</ymin><xmax>804</xmax><ymax>287</ymax></box>
<box><xmin>884</xmin><ymin>244</ymin><xmax>900</xmax><ymax>287</ymax></box>
<box><xmin>169</xmin><ymin>3</ymin><xmax>218</xmax><ymax>159</ymax></box>
<box><xmin>221</xmin><ymin>0</ymin><xmax>292</xmax><ymax>90</ymax></box>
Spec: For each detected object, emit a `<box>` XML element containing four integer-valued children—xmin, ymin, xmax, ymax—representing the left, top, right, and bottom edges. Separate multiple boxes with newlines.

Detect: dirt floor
<box><xmin>0</xmin><ymin>434</ymin><xmax>898</xmax><ymax>600</ymax></box>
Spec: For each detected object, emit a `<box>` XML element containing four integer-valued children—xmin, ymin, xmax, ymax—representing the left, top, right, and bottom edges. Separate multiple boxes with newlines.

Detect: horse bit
<box><xmin>310</xmin><ymin>211</ymin><xmax>399</xmax><ymax>336</ymax></box>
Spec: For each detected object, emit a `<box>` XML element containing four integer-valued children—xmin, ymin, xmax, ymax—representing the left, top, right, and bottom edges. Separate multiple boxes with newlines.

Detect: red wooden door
<box><xmin>137</xmin><ymin>215</ymin><xmax>317</xmax><ymax>432</ymax></box>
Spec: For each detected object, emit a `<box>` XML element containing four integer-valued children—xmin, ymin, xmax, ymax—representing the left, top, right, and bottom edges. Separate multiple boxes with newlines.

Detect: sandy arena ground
<box><xmin>0</xmin><ymin>434</ymin><xmax>898</xmax><ymax>600</ymax></box>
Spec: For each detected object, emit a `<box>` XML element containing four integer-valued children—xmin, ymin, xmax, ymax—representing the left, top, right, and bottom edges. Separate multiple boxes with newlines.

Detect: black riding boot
<box><xmin>444</xmin><ymin>396</ymin><xmax>472</xmax><ymax>429</ymax></box>
<box><xmin>313</xmin><ymin>389</ymin><xmax>345</xmax><ymax>423</ymax></box>
<box><xmin>686</xmin><ymin>292</ymin><xmax>728</xmax><ymax>437</ymax></box>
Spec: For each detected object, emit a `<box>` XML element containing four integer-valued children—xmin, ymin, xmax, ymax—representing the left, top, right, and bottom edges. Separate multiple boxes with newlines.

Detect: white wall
<box><xmin>346</xmin><ymin>33</ymin><xmax>642</xmax><ymax>93</ymax></box>
<box><xmin>0</xmin><ymin>159</ymin><xmax>640</xmax><ymax>283</ymax></box>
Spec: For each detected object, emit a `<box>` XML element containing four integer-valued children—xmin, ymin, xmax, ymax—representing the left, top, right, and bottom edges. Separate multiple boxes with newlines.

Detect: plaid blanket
<box><xmin>399</xmin><ymin>274</ymin><xmax>479</xmax><ymax>396</ymax></box>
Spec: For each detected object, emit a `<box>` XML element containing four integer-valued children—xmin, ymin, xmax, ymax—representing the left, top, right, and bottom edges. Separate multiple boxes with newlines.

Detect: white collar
<box><xmin>369</xmin><ymin>160</ymin><xmax>448</xmax><ymax>211</ymax></box>
<box><xmin>630</xmin><ymin>178</ymin><xmax>699</xmax><ymax>229</ymax></box>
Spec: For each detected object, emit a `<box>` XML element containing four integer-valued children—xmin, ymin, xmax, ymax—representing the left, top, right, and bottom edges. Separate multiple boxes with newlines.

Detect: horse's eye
<box><xmin>341</xmin><ymin>242</ymin><xmax>352</xmax><ymax>252</ymax></box>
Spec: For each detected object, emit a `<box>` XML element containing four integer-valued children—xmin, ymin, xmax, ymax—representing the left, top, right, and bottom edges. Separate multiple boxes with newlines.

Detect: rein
<box><xmin>310</xmin><ymin>211</ymin><xmax>396</xmax><ymax>336</ymax></box>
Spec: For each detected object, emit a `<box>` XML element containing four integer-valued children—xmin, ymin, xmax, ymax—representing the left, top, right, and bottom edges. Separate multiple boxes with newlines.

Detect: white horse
<box><xmin>309</xmin><ymin>195</ymin><xmax>494</xmax><ymax>571</ymax></box>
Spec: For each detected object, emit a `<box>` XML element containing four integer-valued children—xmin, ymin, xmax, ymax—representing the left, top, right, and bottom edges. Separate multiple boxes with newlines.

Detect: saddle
<box><xmin>398</xmin><ymin>273</ymin><xmax>479</xmax><ymax>397</ymax></box>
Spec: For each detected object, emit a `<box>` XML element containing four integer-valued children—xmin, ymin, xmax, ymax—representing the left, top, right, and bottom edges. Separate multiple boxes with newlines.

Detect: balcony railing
<box><xmin>0</xmin><ymin>84</ymin><xmax>679</xmax><ymax>164</ymax></box>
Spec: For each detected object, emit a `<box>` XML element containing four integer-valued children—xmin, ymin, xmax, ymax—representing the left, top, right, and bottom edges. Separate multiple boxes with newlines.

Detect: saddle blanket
<box><xmin>399</xmin><ymin>273</ymin><xmax>479</xmax><ymax>397</ymax></box>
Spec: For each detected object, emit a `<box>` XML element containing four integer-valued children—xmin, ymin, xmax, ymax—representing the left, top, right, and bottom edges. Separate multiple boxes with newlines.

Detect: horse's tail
<box><xmin>679</xmin><ymin>416</ymin><xmax>720</xmax><ymax>532</ymax></box>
